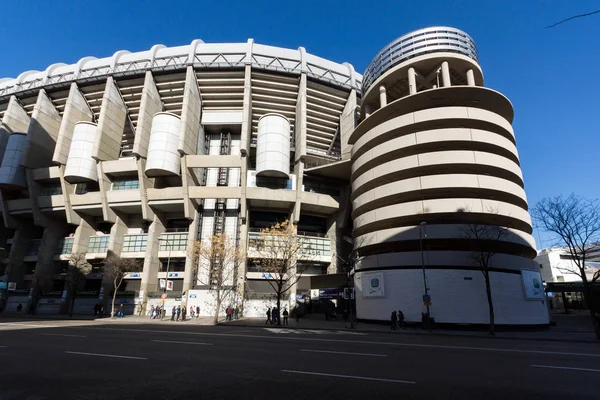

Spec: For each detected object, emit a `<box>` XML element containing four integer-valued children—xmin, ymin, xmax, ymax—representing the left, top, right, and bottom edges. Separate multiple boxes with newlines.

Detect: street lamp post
<box><xmin>419</xmin><ymin>222</ymin><xmax>431</xmax><ymax>331</ymax></box>
<box><xmin>336</xmin><ymin>253</ymin><xmax>356</xmax><ymax>329</ymax></box>
<box><xmin>158</xmin><ymin>237</ymin><xmax>172</xmax><ymax>320</ymax></box>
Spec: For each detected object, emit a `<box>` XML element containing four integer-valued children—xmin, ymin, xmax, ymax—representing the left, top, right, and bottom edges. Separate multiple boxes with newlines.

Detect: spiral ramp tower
<box><xmin>351</xmin><ymin>27</ymin><xmax>548</xmax><ymax>325</ymax></box>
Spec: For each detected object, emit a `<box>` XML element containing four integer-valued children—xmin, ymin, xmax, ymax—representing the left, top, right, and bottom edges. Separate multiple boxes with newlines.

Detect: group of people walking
<box><xmin>390</xmin><ymin>309</ymin><xmax>405</xmax><ymax>330</ymax></box>
<box><xmin>225</xmin><ymin>306</ymin><xmax>238</xmax><ymax>321</ymax></box>
<box><xmin>168</xmin><ymin>305</ymin><xmax>201</xmax><ymax>321</ymax></box>
<box><xmin>265</xmin><ymin>307</ymin><xmax>289</xmax><ymax>325</ymax></box>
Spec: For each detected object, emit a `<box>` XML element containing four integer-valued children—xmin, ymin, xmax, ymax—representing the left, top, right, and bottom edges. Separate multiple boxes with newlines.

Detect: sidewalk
<box><xmin>221</xmin><ymin>314</ymin><xmax>600</xmax><ymax>343</ymax></box>
<box><xmin>0</xmin><ymin>312</ymin><xmax>217</xmax><ymax>326</ymax></box>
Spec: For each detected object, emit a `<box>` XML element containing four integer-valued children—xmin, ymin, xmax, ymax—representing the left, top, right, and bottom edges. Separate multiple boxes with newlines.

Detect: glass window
<box><xmin>55</xmin><ymin>237</ymin><xmax>74</xmax><ymax>255</ymax></box>
<box><xmin>39</xmin><ymin>185</ymin><xmax>62</xmax><ymax>196</ymax></box>
<box><xmin>26</xmin><ymin>239</ymin><xmax>43</xmax><ymax>256</ymax></box>
<box><xmin>159</xmin><ymin>258</ymin><xmax>186</xmax><ymax>272</ymax></box>
<box><xmin>88</xmin><ymin>236</ymin><xmax>109</xmax><ymax>253</ymax></box>
<box><xmin>159</xmin><ymin>234</ymin><xmax>188</xmax><ymax>251</ymax></box>
<box><xmin>122</xmin><ymin>235</ymin><xmax>148</xmax><ymax>252</ymax></box>
<box><xmin>112</xmin><ymin>179</ymin><xmax>140</xmax><ymax>190</ymax></box>
<box><xmin>76</xmin><ymin>181</ymin><xmax>99</xmax><ymax>194</ymax></box>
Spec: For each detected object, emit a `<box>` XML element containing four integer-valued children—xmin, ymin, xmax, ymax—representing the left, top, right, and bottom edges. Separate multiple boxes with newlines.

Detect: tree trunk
<box><xmin>484</xmin><ymin>273</ymin><xmax>495</xmax><ymax>335</ymax></box>
<box><xmin>70</xmin><ymin>293</ymin><xmax>76</xmax><ymax>318</ymax></box>
<box><xmin>214</xmin><ymin>295</ymin><xmax>221</xmax><ymax>325</ymax></box>
<box><xmin>276</xmin><ymin>293</ymin><xmax>281</xmax><ymax>326</ymax></box>
<box><xmin>111</xmin><ymin>282</ymin><xmax>118</xmax><ymax>319</ymax></box>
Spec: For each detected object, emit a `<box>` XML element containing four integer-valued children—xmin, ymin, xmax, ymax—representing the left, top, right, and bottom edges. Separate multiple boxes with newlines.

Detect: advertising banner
<box><xmin>521</xmin><ymin>269</ymin><xmax>545</xmax><ymax>300</ymax></box>
<box><xmin>362</xmin><ymin>272</ymin><xmax>385</xmax><ymax>298</ymax></box>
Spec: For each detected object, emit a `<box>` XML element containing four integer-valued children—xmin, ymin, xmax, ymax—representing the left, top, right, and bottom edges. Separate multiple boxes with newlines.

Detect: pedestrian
<box><xmin>265</xmin><ymin>307</ymin><xmax>271</xmax><ymax>324</ymax></box>
<box><xmin>119</xmin><ymin>304</ymin><xmax>125</xmax><ymax>318</ymax></box>
<box><xmin>176</xmin><ymin>305</ymin><xmax>181</xmax><ymax>321</ymax></box>
<box><xmin>171</xmin><ymin>305</ymin><xmax>176</xmax><ymax>321</ymax></box>
<box><xmin>156</xmin><ymin>305</ymin><xmax>162</xmax><ymax>319</ymax></box>
<box><xmin>16</xmin><ymin>303</ymin><xmax>22</xmax><ymax>312</ymax></box>
<box><xmin>343</xmin><ymin>308</ymin><xmax>349</xmax><ymax>327</ymax></box>
<box><xmin>93</xmin><ymin>304</ymin><xmax>99</xmax><ymax>315</ymax></box>
<box><xmin>196</xmin><ymin>305</ymin><xmax>200</xmax><ymax>319</ymax></box>
<box><xmin>282</xmin><ymin>308</ymin><xmax>289</xmax><ymax>325</ymax></box>
<box><xmin>150</xmin><ymin>305</ymin><xmax>155</xmax><ymax>319</ymax></box>
<box><xmin>234</xmin><ymin>307</ymin><xmax>239</xmax><ymax>320</ymax></box>
<box><xmin>190</xmin><ymin>306</ymin><xmax>194</xmax><ymax>319</ymax></box>
<box><xmin>295</xmin><ymin>306</ymin><xmax>300</xmax><ymax>322</ymax></box>
<box><xmin>391</xmin><ymin>310</ymin><xmax>397</xmax><ymax>330</ymax></box>
<box><xmin>181</xmin><ymin>307</ymin><xmax>187</xmax><ymax>321</ymax></box>
<box><xmin>397</xmin><ymin>309</ymin><xmax>405</xmax><ymax>329</ymax></box>
<box><xmin>100</xmin><ymin>305</ymin><xmax>105</xmax><ymax>316</ymax></box>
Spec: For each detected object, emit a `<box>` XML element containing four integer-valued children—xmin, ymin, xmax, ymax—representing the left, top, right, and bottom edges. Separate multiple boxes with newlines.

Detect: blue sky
<box><xmin>1</xmin><ymin>0</ymin><xmax>599</xmax><ymax>247</ymax></box>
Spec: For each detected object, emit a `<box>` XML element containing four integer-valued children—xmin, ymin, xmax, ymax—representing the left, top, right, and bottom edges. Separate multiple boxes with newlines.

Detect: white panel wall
<box><xmin>0</xmin><ymin>133</ymin><xmax>27</xmax><ymax>187</ymax></box>
<box><xmin>145</xmin><ymin>112</ymin><xmax>181</xmax><ymax>176</ymax></box>
<box><xmin>256</xmin><ymin>114</ymin><xmax>290</xmax><ymax>178</ymax></box>
<box><xmin>355</xmin><ymin>269</ymin><xmax>549</xmax><ymax>325</ymax></box>
<box><xmin>64</xmin><ymin>122</ymin><xmax>98</xmax><ymax>182</ymax></box>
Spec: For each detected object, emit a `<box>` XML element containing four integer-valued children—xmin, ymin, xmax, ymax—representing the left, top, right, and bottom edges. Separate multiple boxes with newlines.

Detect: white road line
<box><xmin>531</xmin><ymin>365</ymin><xmax>600</xmax><ymax>373</ymax></box>
<box><xmin>152</xmin><ymin>340</ymin><xmax>212</xmax><ymax>346</ymax></box>
<box><xmin>282</xmin><ymin>370</ymin><xmax>415</xmax><ymax>384</ymax></box>
<box><xmin>3</xmin><ymin>323</ymin><xmax>58</xmax><ymax>328</ymax></box>
<box><xmin>78</xmin><ymin>327</ymin><xmax>600</xmax><ymax>358</ymax></box>
<box><xmin>40</xmin><ymin>333</ymin><xmax>87</xmax><ymax>338</ymax></box>
<box><xmin>65</xmin><ymin>351</ymin><xmax>147</xmax><ymax>360</ymax></box>
<box><xmin>301</xmin><ymin>349</ymin><xmax>387</xmax><ymax>357</ymax></box>
<box><xmin>0</xmin><ymin>345</ymin><xmax>6</xmax><ymax>348</ymax></box>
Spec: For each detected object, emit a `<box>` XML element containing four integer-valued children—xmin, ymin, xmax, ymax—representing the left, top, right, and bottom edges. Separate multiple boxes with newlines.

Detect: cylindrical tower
<box><xmin>350</xmin><ymin>27</ymin><xmax>547</xmax><ymax>325</ymax></box>
<box><xmin>145</xmin><ymin>112</ymin><xmax>182</xmax><ymax>177</ymax></box>
<box><xmin>256</xmin><ymin>113</ymin><xmax>290</xmax><ymax>178</ymax></box>
<box><xmin>0</xmin><ymin>132</ymin><xmax>28</xmax><ymax>188</ymax></box>
<box><xmin>64</xmin><ymin>122</ymin><xmax>98</xmax><ymax>183</ymax></box>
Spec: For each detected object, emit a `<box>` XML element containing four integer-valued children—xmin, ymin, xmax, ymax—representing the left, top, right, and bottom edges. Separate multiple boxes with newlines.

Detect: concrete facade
<box><xmin>0</xmin><ymin>27</ymin><xmax>547</xmax><ymax>325</ymax></box>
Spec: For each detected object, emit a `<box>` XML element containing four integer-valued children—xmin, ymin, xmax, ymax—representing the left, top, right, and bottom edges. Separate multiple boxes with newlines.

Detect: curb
<box><xmin>218</xmin><ymin>322</ymin><xmax>599</xmax><ymax>344</ymax></box>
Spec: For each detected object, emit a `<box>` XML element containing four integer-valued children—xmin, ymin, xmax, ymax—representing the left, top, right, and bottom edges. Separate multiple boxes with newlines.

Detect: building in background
<box><xmin>0</xmin><ymin>27</ymin><xmax>548</xmax><ymax>325</ymax></box>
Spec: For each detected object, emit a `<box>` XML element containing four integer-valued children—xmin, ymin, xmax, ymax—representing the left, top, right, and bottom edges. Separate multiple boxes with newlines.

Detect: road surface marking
<box><xmin>3</xmin><ymin>323</ymin><xmax>58</xmax><ymax>328</ymax></box>
<box><xmin>282</xmin><ymin>370</ymin><xmax>415</xmax><ymax>384</ymax></box>
<box><xmin>531</xmin><ymin>365</ymin><xmax>600</xmax><ymax>373</ymax></box>
<box><xmin>40</xmin><ymin>333</ymin><xmax>87</xmax><ymax>338</ymax></box>
<box><xmin>79</xmin><ymin>327</ymin><xmax>600</xmax><ymax>358</ymax></box>
<box><xmin>152</xmin><ymin>340</ymin><xmax>212</xmax><ymax>346</ymax></box>
<box><xmin>0</xmin><ymin>345</ymin><xmax>6</xmax><ymax>348</ymax></box>
<box><xmin>65</xmin><ymin>351</ymin><xmax>147</xmax><ymax>360</ymax></box>
<box><xmin>301</xmin><ymin>349</ymin><xmax>387</xmax><ymax>357</ymax></box>
<box><xmin>265</xmin><ymin>328</ymin><xmax>366</xmax><ymax>336</ymax></box>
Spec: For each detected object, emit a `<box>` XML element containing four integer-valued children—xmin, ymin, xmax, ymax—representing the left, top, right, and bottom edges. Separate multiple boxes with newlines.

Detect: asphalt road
<box><xmin>0</xmin><ymin>319</ymin><xmax>599</xmax><ymax>400</ymax></box>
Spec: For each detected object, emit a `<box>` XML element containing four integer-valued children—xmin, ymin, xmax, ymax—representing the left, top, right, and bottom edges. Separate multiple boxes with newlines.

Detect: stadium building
<box><xmin>0</xmin><ymin>27</ymin><xmax>548</xmax><ymax>324</ymax></box>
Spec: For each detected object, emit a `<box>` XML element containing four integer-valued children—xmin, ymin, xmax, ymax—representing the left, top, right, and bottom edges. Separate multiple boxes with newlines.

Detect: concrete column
<box><xmin>133</xmin><ymin>71</ymin><xmax>161</xmax><ymax>159</ymax></box>
<box><xmin>240</xmin><ymin>64</ymin><xmax>252</xmax><ymax>157</ymax></box>
<box><xmin>364</xmin><ymin>103</ymin><xmax>372</xmax><ymax>119</ymax></box>
<box><xmin>92</xmin><ymin>77</ymin><xmax>127</xmax><ymax>161</ymax></box>
<box><xmin>53</xmin><ymin>83</ymin><xmax>93</xmax><ymax>165</ymax></box>
<box><xmin>441</xmin><ymin>61</ymin><xmax>451</xmax><ymax>87</ymax></box>
<box><xmin>57</xmin><ymin>165</ymin><xmax>80</xmax><ymax>225</ymax></box>
<box><xmin>71</xmin><ymin>218</ymin><xmax>96</xmax><ymax>254</ymax></box>
<box><xmin>23</xmin><ymin>89</ymin><xmax>62</xmax><ymax>169</ymax></box>
<box><xmin>137</xmin><ymin>157</ymin><xmax>154</xmax><ymax>221</ymax></box>
<box><xmin>96</xmin><ymin>161</ymin><xmax>116</xmax><ymax>223</ymax></box>
<box><xmin>294</xmin><ymin>73</ymin><xmax>307</xmax><ymax>163</ymax></box>
<box><xmin>292</xmin><ymin>161</ymin><xmax>304</xmax><ymax>224</ymax></box>
<box><xmin>182</xmin><ymin>208</ymin><xmax>200</xmax><ymax>297</ymax></box>
<box><xmin>237</xmin><ymin>215</ymin><xmax>248</xmax><ymax>316</ymax></box>
<box><xmin>177</xmin><ymin>66</ymin><xmax>202</xmax><ymax>156</ymax></box>
<box><xmin>339</xmin><ymin>90</ymin><xmax>357</xmax><ymax>161</ymax></box>
<box><xmin>0</xmin><ymin>96</ymin><xmax>30</xmax><ymax>160</ymax></box>
<box><xmin>31</xmin><ymin>223</ymin><xmax>68</xmax><ymax>312</ymax></box>
<box><xmin>408</xmin><ymin>67</ymin><xmax>417</xmax><ymax>95</ymax></box>
<box><xmin>139</xmin><ymin>213</ymin><xmax>165</xmax><ymax>313</ymax></box>
<box><xmin>379</xmin><ymin>85</ymin><xmax>387</xmax><ymax>108</ymax></box>
<box><xmin>467</xmin><ymin>69</ymin><xmax>476</xmax><ymax>86</ymax></box>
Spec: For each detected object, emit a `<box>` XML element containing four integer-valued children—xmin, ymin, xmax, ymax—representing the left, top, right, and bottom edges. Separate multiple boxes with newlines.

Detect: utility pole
<box><xmin>158</xmin><ymin>237</ymin><xmax>172</xmax><ymax>320</ymax></box>
<box><xmin>420</xmin><ymin>222</ymin><xmax>431</xmax><ymax>331</ymax></box>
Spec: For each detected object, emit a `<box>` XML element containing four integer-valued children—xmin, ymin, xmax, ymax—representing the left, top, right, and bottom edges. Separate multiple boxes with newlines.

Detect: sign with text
<box><xmin>8</xmin><ymin>282</ymin><xmax>17</xmax><ymax>292</ymax></box>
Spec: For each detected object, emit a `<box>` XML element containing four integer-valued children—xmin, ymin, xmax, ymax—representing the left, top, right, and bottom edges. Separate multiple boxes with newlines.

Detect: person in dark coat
<box><xmin>265</xmin><ymin>307</ymin><xmax>271</xmax><ymax>324</ymax></box>
<box><xmin>391</xmin><ymin>310</ymin><xmax>398</xmax><ymax>330</ymax></box>
<box><xmin>171</xmin><ymin>306</ymin><xmax>176</xmax><ymax>321</ymax></box>
<box><xmin>176</xmin><ymin>305</ymin><xmax>181</xmax><ymax>321</ymax></box>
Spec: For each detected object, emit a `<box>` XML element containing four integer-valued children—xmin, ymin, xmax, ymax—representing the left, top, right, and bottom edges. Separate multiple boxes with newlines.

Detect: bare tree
<box><xmin>190</xmin><ymin>233</ymin><xmax>245</xmax><ymax>324</ymax></box>
<box><xmin>253</xmin><ymin>220</ymin><xmax>309</xmax><ymax>326</ymax></box>
<box><xmin>102</xmin><ymin>253</ymin><xmax>140</xmax><ymax>319</ymax></box>
<box><xmin>533</xmin><ymin>194</ymin><xmax>600</xmax><ymax>339</ymax></box>
<box><xmin>462</xmin><ymin>221</ymin><xmax>509</xmax><ymax>335</ymax></box>
<box><xmin>66</xmin><ymin>253</ymin><xmax>91</xmax><ymax>318</ymax></box>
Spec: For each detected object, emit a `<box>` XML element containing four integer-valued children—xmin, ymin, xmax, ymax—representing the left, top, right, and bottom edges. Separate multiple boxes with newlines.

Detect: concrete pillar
<box><xmin>339</xmin><ymin>90</ymin><xmax>357</xmax><ymax>161</ymax></box>
<box><xmin>467</xmin><ymin>69</ymin><xmax>476</xmax><ymax>86</ymax></box>
<box><xmin>379</xmin><ymin>85</ymin><xmax>387</xmax><ymax>108</ymax></box>
<box><xmin>23</xmin><ymin>89</ymin><xmax>62</xmax><ymax>169</ymax></box>
<box><xmin>53</xmin><ymin>83</ymin><xmax>93</xmax><ymax>165</ymax></box>
<box><xmin>0</xmin><ymin>96</ymin><xmax>30</xmax><ymax>160</ymax></box>
<box><xmin>240</xmin><ymin>64</ymin><xmax>252</xmax><ymax>157</ymax></box>
<box><xmin>441</xmin><ymin>61</ymin><xmax>451</xmax><ymax>87</ymax></box>
<box><xmin>92</xmin><ymin>77</ymin><xmax>127</xmax><ymax>161</ymax></box>
<box><xmin>137</xmin><ymin>157</ymin><xmax>154</xmax><ymax>221</ymax></box>
<box><xmin>408</xmin><ymin>67</ymin><xmax>417</xmax><ymax>95</ymax></box>
<box><xmin>177</xmin><ymin>66</ymin><xmax>202</xmax><ymax>156</ymax></box>
<box><xmin>294</xmin><ymin>73</ymin><xmax>307</xmax><ymax>163</ymax></box>
<box><xmin>182</xmin><ymin>208</ymin><xmax>200</xmax><ymax>296</ymax></box>
<box><xmin>364</xmin><ymin>103</ymin><xmax>372</xmax><ymax>119</ymax></box>
<box><xmin>133</xmin><ymin>71</ymin><xmax>161</xmax><ymax>159</ymax></box>
<box><xmin>139</xmin><ymin>213</ymin><xmax>165</xmax><ymax>314</ymax></box>
<box><xmin>96</xmin><ymin>161</ymin><xmax>115</xmax><ymax>223</ymax></box>
<box><xmin>5</xmin><ymin>226</ymin><xmax>36</xmax><ymax>290</ymax></box>
<box><xmin>31</xmin><ymin>223</ymin><xmax>68</xmax><ymax>312</ymax></box>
